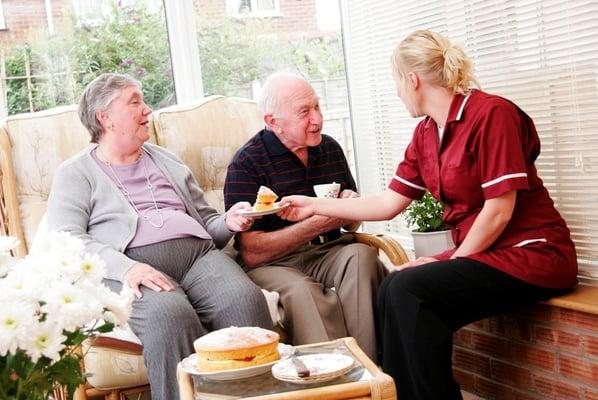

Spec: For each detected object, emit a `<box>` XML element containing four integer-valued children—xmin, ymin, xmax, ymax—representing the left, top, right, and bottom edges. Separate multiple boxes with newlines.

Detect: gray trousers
<box><xmin>247</xmin><ymin>235</ymin><xmax>387</xmax><ymax>361</ymax></box>
<box><xmin>104</xmin><ymin>237</ymin><xmax>272</xmax><ymax>400</ymax></box>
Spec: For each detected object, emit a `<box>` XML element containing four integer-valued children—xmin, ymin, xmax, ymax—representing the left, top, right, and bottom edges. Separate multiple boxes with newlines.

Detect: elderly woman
<box><xmin>47</xmin><ymin>73</ymin><xmax>273</xmax><ymax>399</ymax></box>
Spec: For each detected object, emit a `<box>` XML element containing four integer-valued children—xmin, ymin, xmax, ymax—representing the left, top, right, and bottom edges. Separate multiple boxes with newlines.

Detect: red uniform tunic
<box><xmin>389</xmin><ymin>89</ymin><xmax>577</xmax><ymax>288</ymax></box>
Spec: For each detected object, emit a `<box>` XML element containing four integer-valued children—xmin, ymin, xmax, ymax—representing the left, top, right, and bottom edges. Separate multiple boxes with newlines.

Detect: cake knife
<box><xmin>290</xmin><ymin>356</ymin><xmax>310</xmax><ymax>378</ymax></box>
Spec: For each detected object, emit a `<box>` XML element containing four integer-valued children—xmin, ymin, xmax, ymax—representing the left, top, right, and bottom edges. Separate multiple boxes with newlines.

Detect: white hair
<box><xmin>258</xmin><ymin>72</ymin><xmax>307</xmax><ymax>117</ymax></box>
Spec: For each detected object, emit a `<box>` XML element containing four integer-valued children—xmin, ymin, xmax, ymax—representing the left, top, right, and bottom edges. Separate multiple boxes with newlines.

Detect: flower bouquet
<box><xmin>0</xmin><ymin>232</ymin><xmax>133</xmax><ymax>400</ymax></box>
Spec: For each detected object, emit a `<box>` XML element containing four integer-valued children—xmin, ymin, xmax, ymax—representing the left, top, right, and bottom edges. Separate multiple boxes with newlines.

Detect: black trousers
<box><xmin>377</xmin><ymin>258</ymin><xmax>567</xmax><ymax>400</ymax></box>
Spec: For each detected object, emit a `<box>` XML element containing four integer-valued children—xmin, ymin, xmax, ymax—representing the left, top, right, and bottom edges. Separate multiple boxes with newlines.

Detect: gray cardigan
<box><xmin>47</xmin><ymin>142</ymin><xmax>233</xmax><ymax>282</ymax></box>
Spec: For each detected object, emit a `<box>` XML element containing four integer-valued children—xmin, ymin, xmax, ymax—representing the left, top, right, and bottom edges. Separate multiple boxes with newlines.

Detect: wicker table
<box><xmin>177</xmin><ymin>337</ymin><xmax>396</xmax><ymax>400</ymax></box>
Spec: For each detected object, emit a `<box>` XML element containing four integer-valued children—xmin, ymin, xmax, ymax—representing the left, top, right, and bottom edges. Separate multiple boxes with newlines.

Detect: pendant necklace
<box><xmin>98</xmin><ymin>146</ymin><xmax>164</xmax><ymax>228</ymax></box>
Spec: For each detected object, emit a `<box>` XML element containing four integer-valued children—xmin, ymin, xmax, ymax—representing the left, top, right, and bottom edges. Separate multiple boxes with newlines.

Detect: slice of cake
<box><xmin>254</xmin><ymin>186</ymin><xmax>278</xmax><ymax>211</ymax></box>
<box><xmin>194</xmin><ymin>326</ymin><xmax>280</xmax><ymax>372</ymax></box>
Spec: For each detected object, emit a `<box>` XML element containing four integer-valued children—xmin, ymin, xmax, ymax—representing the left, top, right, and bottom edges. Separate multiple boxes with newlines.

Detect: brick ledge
<box><xmin>544</xmin><ymin>283</ymin><xmax>598</xmax><ymax>315</ymax></box>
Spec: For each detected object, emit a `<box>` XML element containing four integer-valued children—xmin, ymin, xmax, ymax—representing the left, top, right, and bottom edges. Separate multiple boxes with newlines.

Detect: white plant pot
<box><xmin>411</xmin><ymin>230</ymin><xmax>454</xmax><ymax>258</ymax></box>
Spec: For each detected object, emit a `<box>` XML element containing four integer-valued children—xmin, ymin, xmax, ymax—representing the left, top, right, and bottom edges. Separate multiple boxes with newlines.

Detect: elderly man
<box><xmin>224</xmin><ymin>72</ymin><xmax>386</xmax><ymax>360</ymax></box>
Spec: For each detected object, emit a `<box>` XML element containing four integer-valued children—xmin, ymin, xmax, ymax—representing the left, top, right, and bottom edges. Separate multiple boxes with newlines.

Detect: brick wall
<box><xmin>454</xmin><ymin>304</ymin><xmax>598</xmax><ymax>399</ymax></box>
<box><xmin>194</xmin><ymin>0</ymin><xmax>325</xmax><ymax>38</ymax></box>
<box><xmin>0</xmin><ymin>0</ymin><xmax>69</xmax><ymax>48</ymax></box>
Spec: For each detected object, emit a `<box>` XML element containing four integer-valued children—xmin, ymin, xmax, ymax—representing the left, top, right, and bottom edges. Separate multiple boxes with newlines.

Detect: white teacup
<box><xmin>313</xmin><ymin>182</ymin><xmax>341</xmax><ymax>198</ymax></box>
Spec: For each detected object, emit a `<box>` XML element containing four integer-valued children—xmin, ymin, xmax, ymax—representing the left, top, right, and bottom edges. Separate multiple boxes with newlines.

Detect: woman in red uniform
<box><xmin>279</xmin><ymin>30</ymin><xmax>577</xmax><ymax>399</ymax></box>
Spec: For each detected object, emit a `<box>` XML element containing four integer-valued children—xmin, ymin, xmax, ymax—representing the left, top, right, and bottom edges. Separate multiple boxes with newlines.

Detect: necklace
<box><xmin>97</xmin><ymin>146</ymin><xmax>164</xmax><ymax>228</ymax></box>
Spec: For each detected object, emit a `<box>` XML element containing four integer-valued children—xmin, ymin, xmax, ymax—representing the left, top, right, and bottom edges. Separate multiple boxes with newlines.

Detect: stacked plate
<box><xmin>271</xmin><ymin>353</ymin><xmax>354</xmax><ymax>384</ymax></box>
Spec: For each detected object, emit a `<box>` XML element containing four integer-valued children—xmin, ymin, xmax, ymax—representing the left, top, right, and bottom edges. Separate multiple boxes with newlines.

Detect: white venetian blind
<box><xmin>341</xmin><ymin>0</ymin><xmax>598</xmax><ymax>280</ymax></box>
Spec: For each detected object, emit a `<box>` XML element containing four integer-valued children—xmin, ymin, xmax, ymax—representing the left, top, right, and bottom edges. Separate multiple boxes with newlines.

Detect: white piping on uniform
<box><xmin>481</xmin><ymin>173</ymin><xmax>527</xmax><ymax>188</ymax></box>
<box><xmin>513</xmin><ymin>238</ymin><xmax>547</xmax><ymax>247</ymax></box>
<box><xmin>393</xmin><ymin>175</ymin><xmax>427</xmax><ymax>191</ymax></box>
<box><xmin>456</xmin><ymin>94</ymin><xmax>471</xmax><ymax>120</ymax></box>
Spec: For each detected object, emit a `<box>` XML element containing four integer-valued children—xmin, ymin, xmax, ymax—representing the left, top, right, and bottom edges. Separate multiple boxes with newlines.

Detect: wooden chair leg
<box><xmin>105</xmin><ymin>390</ymin><xmax>120</xmax><ymax>400</ymax></box>
<box><xmin>73</xmin><ymin>383</ymin><xmax>88</xmax><ymax>400</ymax></box>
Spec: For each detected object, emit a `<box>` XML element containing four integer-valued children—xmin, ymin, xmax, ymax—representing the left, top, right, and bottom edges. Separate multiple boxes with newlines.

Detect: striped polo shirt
<box><xmin>224</xmin><ymin>128</ymin><xmax>356</xmax><ymax>238</ymax></box>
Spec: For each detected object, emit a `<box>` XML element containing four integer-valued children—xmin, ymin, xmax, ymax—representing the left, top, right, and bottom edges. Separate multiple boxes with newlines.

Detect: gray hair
<box><xmin>78</xmin><ymin>73</ymin><xmax>142</xmax><ymax>143</ymax></box>
<box><xmin>258</xmin><ymin>72</ymin><xmax>306</xmax><ymax>117</ymax></box>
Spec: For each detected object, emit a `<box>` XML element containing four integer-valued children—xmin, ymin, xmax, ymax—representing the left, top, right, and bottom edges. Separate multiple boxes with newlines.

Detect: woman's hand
<box><xmin>124</xmin><ymin>262</ymin><xmax>175</xmax><ymax>298</ymax></box>
<box><xmin>396</xmin><ymin>256</ymin><xmax>438</xmax><ymax>271</ymax></box>
<box><xmin>278</xmin><ymin>195</ymin><xmax>316</xmax><ymax>221</ymax></box>
<box><xmin>226</xmin><ymin>201</ymin><xmax>255</xmax><ymax>232</ymax></box>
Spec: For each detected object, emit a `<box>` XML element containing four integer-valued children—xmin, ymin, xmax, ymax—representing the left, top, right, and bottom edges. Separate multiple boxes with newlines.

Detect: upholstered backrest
<box><xmin>0</xmin><ymin>105</ymin><xmax>157</xmax><ymax>255</ymax></box>
<box><xmin>152</xmin><ymin>95</ymin><xmax>263</xmax><ymax>213</ymax></box>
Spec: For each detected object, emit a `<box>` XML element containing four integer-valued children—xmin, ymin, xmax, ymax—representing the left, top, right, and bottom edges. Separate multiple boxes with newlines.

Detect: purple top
<box><xmin>93</xmin><ymin>148</ymin><xmax>212</xmax><ymax>248</ymax></box>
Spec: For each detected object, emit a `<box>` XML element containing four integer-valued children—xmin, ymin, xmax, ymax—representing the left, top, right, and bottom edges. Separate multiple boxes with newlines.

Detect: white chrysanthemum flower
<box><xmin>0</xmin><ymin>302</ymin><xmax>36</xmax><ymax>356</ymax></box>
<box><xmin>45</xmin><ymin>252</ymin><xmax>84</xmax><ymax>282</ymax></box>
<box><xmin>23</xmin><ymin>321</ymin><xmax>66</xmax><ymax>363</ymax></box>
<box><xmin>79</xmin><ymin>253</ymin><xmax>106</xmax><ymax>284</ymax></box>
<box><xmin>0</xmin><ymin>262</ymin><xmax>9</xmax><ymax>278</ymax></box>
<box><xmin>0</xmin><ymin>268</ymin><xmax>42</xmax><ymax>304</ymax></box>
<box><xmin>89</xmin><ymin>284</ymin><xmax>133</xmax><ymax>327</ymax></box>
<box><xmin>0</xmin><ymin>236</ymin><xmax>19</xmax><ymax>255</ymax></box>
<box><xmin>41</xmin><ymin>281</ymin><xmax>103</xmax><ymax>332</ymax></box>
<box><xmin>34</xmin><ymin>231</ymin><xmax>85</xmax><ymax>261</ymax></box>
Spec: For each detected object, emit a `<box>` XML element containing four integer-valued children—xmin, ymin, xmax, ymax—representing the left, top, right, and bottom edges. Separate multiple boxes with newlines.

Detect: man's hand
<box><xmin>339</xmin><ymin>189</ymin><xmax>359</xmax><ymax>199</ymax></box>
<box><xmin>124</xmin><ymin>262</ymin><xmax>175</xmax><ymax>298</ymax></box>
<box><xmin>226</xmin><ymin>201</ymin><xmax>256</xmax><ymax>232</ymax></box>
<box><xmin>396</xmin><ymin>256</ymin><xmax>438</xmax><ymax>271</ymax></box>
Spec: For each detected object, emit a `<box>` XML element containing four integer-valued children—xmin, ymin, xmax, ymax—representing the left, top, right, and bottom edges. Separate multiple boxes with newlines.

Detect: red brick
<box><xmin>454</xmin><ymin>348</ymin><xmax>491</xmax><ymax>376</ymax></box>
<box><xmin>558</xmin><ymin>309</ymin><xmax>598</xmax><ymax>332</ymax></box>
<box><xmin>491</xmin><ymin>360</ymin><xmax>532</xmax><ymax>387</ymax></box>
<box><xmin>510</xmin><ymin>343</ymin><xmax>555</xmax><ymax>371</ymax></box>
<box><xmin>532</xmin><ymin>374</ymin><xmax>580</xmax><ymax>399</ymax></box>
<box><xmin>559</xmin><ymin>355</ymin><xmax>598</xmax><ymax>386</ymax></box>
<box><xmin>454</xmin><ymin>329</ymin><xmax>473</xmax><ymax>348</ymax></box>
<box><xmin>490</xmin><ymin>316</ymin><xmax>532</xmax><ymax>342</ymax></box>
<box><xmin>584</xmin><ymin>387</ymin><xmax>598</xmax><ymax>400</ymax></box>
<box><xmin>469</xmin><ymin>319</ymin><xmax>491</xmax><ymax>332</ymax></box>
<box><xmin>474</xmin><ymin>375</ymin><xmax>514</xmax><ymax>400</ymax></box>
<box><xmin>512</xmin><ymin>390</ymin><xmax>541</xmax><ymax>400</ymax></box>
<box><xmin>453</xmin><ymin>367</ymin><xmax>475</xmax><ymax>393</ymax></box>
<box><xmin>471</xmin><ymin>331</ymin><xmax>512</xmax><ymax>360</ymax></box>
<box><xmin>585</xmin><ymin>335</ymin><xmax>598</xmax><ymax>359</ymax></box>
<box><xmin>534</xmin><ymin>326</ymin><xmax>581</xmax><ymax>351</ymax></box>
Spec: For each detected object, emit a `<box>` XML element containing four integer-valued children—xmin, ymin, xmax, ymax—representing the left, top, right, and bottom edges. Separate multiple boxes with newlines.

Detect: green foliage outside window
<box><xmin>2</xmin><ymin>1</ymin><xmax>345</xmax><ymax>116</ymax></box>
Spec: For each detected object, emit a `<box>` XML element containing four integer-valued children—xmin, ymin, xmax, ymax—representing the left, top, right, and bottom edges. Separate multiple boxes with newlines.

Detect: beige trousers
<box><xmin>246</xmin><ymin>235</ymin><xmax>387</xmax><ymax>361</ymax></box>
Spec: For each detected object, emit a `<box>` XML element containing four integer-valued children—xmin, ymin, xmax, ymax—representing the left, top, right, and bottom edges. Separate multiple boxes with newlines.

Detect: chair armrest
<box><xmin>350</xmin><ymin>232</ymin><xmax>410</xmax><ymax>266</ymax></box>
<box><xmin>86</xmin><ymin>336</ymin><xmax>144</xmax><ymax>355</ymax></box>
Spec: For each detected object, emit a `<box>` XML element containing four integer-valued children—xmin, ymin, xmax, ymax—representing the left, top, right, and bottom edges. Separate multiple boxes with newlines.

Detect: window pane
<box><xmin>0</xmin><ymin>0</ymin><xmax>174</xmax><ymax>116</ymax></box>
<box><xmin>195</xmin><ymin>0</ymin><xmax>354</xmax><ymax>170</ymax></box>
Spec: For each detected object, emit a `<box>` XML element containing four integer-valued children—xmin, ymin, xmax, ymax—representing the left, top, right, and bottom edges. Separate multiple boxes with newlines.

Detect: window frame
<box><xmin>0</xmin><ymin>0</ymin><xmax>7</xmax><ymax>30</ymax></box>
<box><xmin>225</xmin><ymin>0</ymin><xmax>281</xmax><ymax>18</ymax></box>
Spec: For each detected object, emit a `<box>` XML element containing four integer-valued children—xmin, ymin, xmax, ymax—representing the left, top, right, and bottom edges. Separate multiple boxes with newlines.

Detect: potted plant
<box><xmin>404</xmin><ymin>192</ymin><xmax>454</xmax><ymax>258</ymax></box>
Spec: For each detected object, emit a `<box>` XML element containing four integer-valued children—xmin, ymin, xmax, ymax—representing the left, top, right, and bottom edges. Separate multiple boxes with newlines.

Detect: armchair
<box><xmin>0</xmin><ymin>96</ymin><xmax>408</xmax><ymax>399</ymax></box>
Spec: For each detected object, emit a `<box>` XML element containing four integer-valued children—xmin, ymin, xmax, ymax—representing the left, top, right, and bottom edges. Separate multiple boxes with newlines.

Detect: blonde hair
<box><xmin>391</xmin><ymin>30</ymin><xmax>480</xmax><ymax>95</ymax></box>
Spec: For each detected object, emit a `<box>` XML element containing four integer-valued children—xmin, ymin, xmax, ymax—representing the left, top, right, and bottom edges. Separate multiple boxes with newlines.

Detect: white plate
<box><xmin>237</xmin><ymin>202</ymin><xmax>289</xmax><ymax>217</ymax></box>
<box><xmin>180</xmin><ymin>343</ymin><xmax>294</xmax><ymax>381</ymax></box>
<box><xmin>272</xmin><ymin>353</ymin><xmax>354</xmax><ymax>384</ymax></box>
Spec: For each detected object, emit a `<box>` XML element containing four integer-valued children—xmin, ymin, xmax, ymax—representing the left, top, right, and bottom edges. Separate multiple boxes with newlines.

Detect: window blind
<box><xmin>341</xmin><ymin>0</ymin><xmax>598</xmax><ymax>280</ymax></box>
